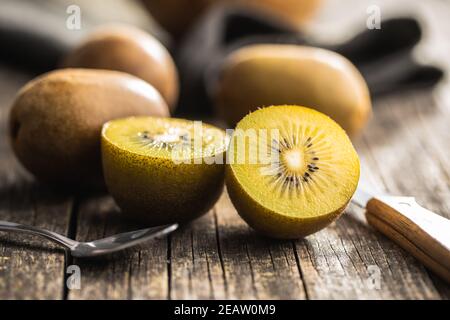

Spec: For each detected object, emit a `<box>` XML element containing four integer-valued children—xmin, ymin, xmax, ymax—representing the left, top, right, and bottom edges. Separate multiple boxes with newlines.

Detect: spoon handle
<box><xmin>0</xmin><ymin>220</ymin><xmax>78</xmax><ymax>249</ymax></box>
<box><xmin>81</xmin><ymin>224</ymin><xmax>179</xmax><ymax>256</ymax></box>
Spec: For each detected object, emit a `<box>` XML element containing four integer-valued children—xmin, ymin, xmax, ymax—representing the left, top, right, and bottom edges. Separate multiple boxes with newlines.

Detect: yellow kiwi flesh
<box><xmin>102</xmin><ymin>116</ymin><xmax>227</xmax><ymax>225</ymax></box>
<box><xmin>226</xmin><ymin>105</ymin><xmax>360</xmax><ymax>239</ymax></box>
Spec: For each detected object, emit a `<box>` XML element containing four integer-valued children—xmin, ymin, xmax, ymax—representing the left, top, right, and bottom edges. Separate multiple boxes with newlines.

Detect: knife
<box><xmin>352</xmin><ymin>187</ymin><xmax>450</xmax><ymax>283</ymax></box>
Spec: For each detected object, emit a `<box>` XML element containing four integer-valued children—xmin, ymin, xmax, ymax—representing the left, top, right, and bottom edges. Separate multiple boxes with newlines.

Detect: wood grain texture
<box><xmin>67</xmin><ymin>195</ymin><xmax>169</xmax><ymax>300</ymax></box>
<box><xmin>294</xmin><ymin>209</ymin><xmax>440</xmax><ymax>299</ymax></box>
<box><xmin>358</xmin><ymin>93</ymin><xmax>450</xmax><ymax>298</ymax></box>
<box><xmin>170</xmin><ymin>209</ymin><xmax>227</xmax><ymax>300</ymax></box>
<box><xmin>214</xmin><ymin>193</ymin><xmax>306</xmax><ymax>300</ymax></box>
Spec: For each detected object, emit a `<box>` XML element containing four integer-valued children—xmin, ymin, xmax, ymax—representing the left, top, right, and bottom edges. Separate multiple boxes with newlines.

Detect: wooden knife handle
<box><xmin>366</xmin><ymin>196</ymin><xmax>450</xmax><ymax>282</ymax></box>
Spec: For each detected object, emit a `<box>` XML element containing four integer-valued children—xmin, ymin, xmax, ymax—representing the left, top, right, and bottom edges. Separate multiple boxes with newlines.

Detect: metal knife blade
<box><xmin>352</xmin><ymin>186</ymin><xmax>374</xmax><ymax>208</ymax></box>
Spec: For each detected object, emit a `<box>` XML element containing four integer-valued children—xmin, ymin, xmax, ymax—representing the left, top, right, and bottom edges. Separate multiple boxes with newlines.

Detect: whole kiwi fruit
<box><xmin>215</xmin><ymin>45</ymin><xmax>372</xmax><ymax>136</ymax></box>
<box><xmin>62</xmin><ymin>25</ymin><xmax>179</xmax><ymax>111</ymax></box>
<box><xmin>141</xmin><ymin>0</ymin><xmax>322</xmax><ymax>37</ymax></box>
<box><xmin>9</xmin><ymin>68</ymin><xmax>169</xmax><ymax>188</ymax></box>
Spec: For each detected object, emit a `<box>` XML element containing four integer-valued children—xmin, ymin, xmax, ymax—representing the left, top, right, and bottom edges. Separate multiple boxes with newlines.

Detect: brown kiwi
<box><xmin>216</xmin><ymin>45</ymin><xmax>372</xmax><ymax>137</ymax></box>
<box><xmin>62</xmin><ymin>24</ymin><xmax>179</xmax><ymax>111</ymax></box>
<box><xmin>9</xmin><ymin>69</ymin><xmax>169</xmax><ymax>188</ymax></box>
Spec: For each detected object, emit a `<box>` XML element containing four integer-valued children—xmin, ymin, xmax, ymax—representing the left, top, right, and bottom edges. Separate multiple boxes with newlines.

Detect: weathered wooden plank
<box><xmin>357</xmin><ymin>94</ymin><xmax>448</xmax><ymax>297</ymax></box>
<box><xmin>70</xmin><ymin>190</ymin><xmax>307</xmax><ymax>300</ymax></box>
<box><xmin>0</xmin><ymin>66</ymin><xmax>73</xmax><ymax>300</ymax></box>
<box><xmin>214</xmin><ymin>192</ymin><xmax>306</xmax><ymax>300</ymax></box>
<box><xmin>68</xmin><ymin>195</ymin><xmax>169</xmax><ymax>300</ymax></box>
<box><xmin>1</xmin><ymin>0</ymin><xmax>449</xmax><ymax>301</ymax></box>
<box><xmin>295</xmin><ymin>208</ymin><xmax>440</xmax><ymax>299</ymax></box>
<box><xmin>372</xmin><ymin>93</ymin><xmax>450</xmax><ymax>297</ymax></box>
<box><xmin>170</xmin><ymin>209</ymin><xmax>227</xmax><ymax>299</ymax></box>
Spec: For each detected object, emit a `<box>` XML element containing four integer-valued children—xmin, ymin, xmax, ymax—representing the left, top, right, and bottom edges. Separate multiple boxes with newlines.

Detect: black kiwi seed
<box><xmin>140</xmin><ymin>131</ymin><xmax>150</xmax><ymax>139</ymax></box>
<box><xmin>267</xmin><ymin>134</ymin><xmax>325</xmax><ymax>191</ymax></box>
<box><xmin>270</xmin><ymin>145</ymin><xmax>281</xmax><ymax>153</ymax></box>
<box><xmin>283</xmin><ymin>138</ymin><xmax>292</xmax><ymax>148</ymax></box>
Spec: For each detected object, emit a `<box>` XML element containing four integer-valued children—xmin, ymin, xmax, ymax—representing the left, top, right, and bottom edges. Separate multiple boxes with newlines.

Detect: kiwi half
<box><xmin>102</xmin><ymin>116</ymin><xmax>227</xmax><ymax>225</ymax></box>
<box><xmin>226</xmin><ymin>105</ymin><xmax>360</xmax><ymax>239</ymax></box>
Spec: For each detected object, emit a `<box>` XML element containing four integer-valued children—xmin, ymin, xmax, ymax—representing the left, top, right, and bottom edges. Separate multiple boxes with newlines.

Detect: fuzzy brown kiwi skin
<box><xmin>62</xmin><ymin>25</ymin><xmax>179</xmax><ymax>111</ymax></box>
<box><xmin>9</xmin><ymin>69</ymin><xmax>169</xmax><ymax>189</ymax></box>
<box><xmin>225</xmin><ymin>165</ymin><xmax>348</xmax><ymax>239</ymax></box>
<box><xmin>216</xmin><ymin>45</ymin><xmax>372</xmax><ymax>137</ymax></box>
<box><xmin>102</xmin><ymin>134</ymin><xmax>226</xmax><ymax>226</ymax></box>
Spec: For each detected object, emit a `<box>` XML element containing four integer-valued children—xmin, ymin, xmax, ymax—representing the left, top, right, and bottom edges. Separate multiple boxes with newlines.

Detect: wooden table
<box><xmin>0</xmin><ymin>0</ymin><xmax>449</xmax><ymax>300</ymax></box>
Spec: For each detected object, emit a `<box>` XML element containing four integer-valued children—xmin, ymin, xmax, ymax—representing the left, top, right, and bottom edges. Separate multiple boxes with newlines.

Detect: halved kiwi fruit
<box><xmin>226</xmin><ymin>105</ymin><xmax>360</xmax><ymax>239</ymax></box>
<box><xmin>102</xmin><ymin>116</ymin><xmax>228</xmax><ymax>225</ymax></box>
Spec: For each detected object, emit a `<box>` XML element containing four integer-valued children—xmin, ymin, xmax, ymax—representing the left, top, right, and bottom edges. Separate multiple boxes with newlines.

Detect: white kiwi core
<box><xmin>282</xmin><ymin>148</ymin><xmax>305</xmax><ymax>172</ymax></box>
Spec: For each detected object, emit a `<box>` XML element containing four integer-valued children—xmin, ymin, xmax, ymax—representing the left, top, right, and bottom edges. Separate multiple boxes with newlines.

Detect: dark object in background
<box><xmin>175</xmin><ymin>6</ymin><xmax>306</xmax><ymax>117</ymax></box>
<box><xmin>174</xmin><ymin>5</ymin><xmax>444</xmax><ymax>117</ymax></box>
<box><xmin>0</xmin><ymin>22</ymin><xmax>71</xmax><ymax>74</ymax></box>
<box><xmin>0</xmin><ymin>0</ymin><xmax>166</xmax><ymax>75</ymax></box>
<box><xmin>0</xmin><ymin>0</ymin><xmax>85</xmax><ymax>74</ymax></box>
<box><xmin>332</xmin><ymin>18</ymin><xmax>444</xmax><ymax>96</ymax></box>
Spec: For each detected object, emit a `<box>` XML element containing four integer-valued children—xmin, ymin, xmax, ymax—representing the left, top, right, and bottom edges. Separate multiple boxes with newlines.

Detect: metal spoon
<box><xmin>0</xmin><ymin>220</ymin><xmax>178</xmax><ymax>258</ymax></box>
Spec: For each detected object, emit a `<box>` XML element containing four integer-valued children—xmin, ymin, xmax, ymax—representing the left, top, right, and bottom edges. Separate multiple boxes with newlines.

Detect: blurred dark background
<box><xmin>0</xmin><ymin>0</ymin><xmax>447</xmax><ymax>118</ymax></box>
